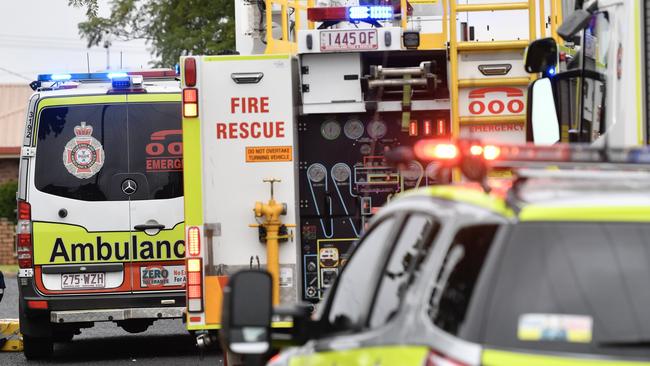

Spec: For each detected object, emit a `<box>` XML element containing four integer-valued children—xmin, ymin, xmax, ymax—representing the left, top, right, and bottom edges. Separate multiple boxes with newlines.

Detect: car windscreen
<box><xmin>482</xmin><ymin>222</ymin><xmax>650</xmax><ymax>358</ymax></box>
<box><xmin>35</xmin><ymin>102</ymin><xmax>182</xmax><ymax>201</ymax></box>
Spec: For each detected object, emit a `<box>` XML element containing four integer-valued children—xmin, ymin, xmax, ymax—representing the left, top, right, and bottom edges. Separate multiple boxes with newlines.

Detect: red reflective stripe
<box><xmin>27</xmin><ymin>300</ymin><xmax>48</xmax><ymax>310</ymax></box>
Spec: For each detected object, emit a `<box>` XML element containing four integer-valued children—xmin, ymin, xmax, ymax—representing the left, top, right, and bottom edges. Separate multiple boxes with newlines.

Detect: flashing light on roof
<box><xmin>107</xmin><ymin>72</ymin><xmax>129</xmax><ymax>79</ymax></box>
<box><xmin>50</xmin><ymin>73</ymin><xmax>72</xmax><ymax>81</ymax></box>
<box><xmin>414</xmin><ymin>140</ymin><xmax>459</xmax><ymax>162</ymax></box>
<box><xmin>349</xmin><ymin>5</ymin><xmax>394</xmax><ymax>20</ymax></box>
<box><xmin>36</xmin><ymin>69</ymin><xmax>177</xmax><ymax>83</ymax></box>
<box><xmin>308</xmin><ymin>5</ymin><xmax>393</xmax><ymax>22</ymax></box>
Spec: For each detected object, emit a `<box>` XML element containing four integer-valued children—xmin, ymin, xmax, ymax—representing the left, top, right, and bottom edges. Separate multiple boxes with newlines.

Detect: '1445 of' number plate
<box><xmin>320</xmin><ymin>29</ymin><xmax>379</xmax><ymax>51</ymax></box>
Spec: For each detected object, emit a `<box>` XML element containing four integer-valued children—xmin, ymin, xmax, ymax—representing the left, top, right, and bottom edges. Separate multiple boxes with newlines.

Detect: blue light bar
<box><xmin>348</xmin><ymin>5</ymin><xmax>393</xmax><ymax>20</ymax></box>
<box><xmin>51</xmin><ymin>73</ymin><xmax>72</xmax><ymax>81</ymax></box>
<box><xmin>38</xmin><ymin>72</ymin><xmax>110</xmax><ymax>82</ymax></box>
<box><xmin>108</xmin><ymin>72</ymin><xmax>129</xmax><ymax>79</ymax></box>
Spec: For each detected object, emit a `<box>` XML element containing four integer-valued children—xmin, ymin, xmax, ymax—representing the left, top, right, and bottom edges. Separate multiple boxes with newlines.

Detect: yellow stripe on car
<box><xmin>402</xmin><ymin>186</ymin><xmax>514</xmax><ymax>217</ymax></box>
<box><xmin>483</xmin><ymin>349</ymin><xmax>650</xmax><ymax>366</ymax></box>
<box><xmin>288</xmin><ymin>346</ymin><xmax>429</xmax><ymax>366</ymax></box>
<box><xmin>519</xmin><ymin>205</ymin><xmax>650</xmax><ymax>222</ymax></box>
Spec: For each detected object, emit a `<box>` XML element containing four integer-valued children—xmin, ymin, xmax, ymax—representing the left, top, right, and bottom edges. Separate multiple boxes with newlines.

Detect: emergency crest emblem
<box><xmin>62</xmin><ymin>122</ymin><xmax>105</xmax><ymax>179</ymax></box>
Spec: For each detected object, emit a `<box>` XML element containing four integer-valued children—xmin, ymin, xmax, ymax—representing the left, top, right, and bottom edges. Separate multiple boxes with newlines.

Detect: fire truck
<box><xmin>526</xmin><ymin>0</ymin><xmax>650</xmax><ymax>147</ymax></box>
<box><xmin>179</xmin><ymin>0</ymin><xmax>565</xmax><ymax>343</ymax></box>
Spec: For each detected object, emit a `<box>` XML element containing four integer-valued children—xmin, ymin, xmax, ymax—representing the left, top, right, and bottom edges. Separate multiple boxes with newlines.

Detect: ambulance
<box><xmin>181</xmin><ymin>0</ymin><xmax>565</xmax><ymax>344</ymax></box>
<box><xmin>17</xmin><ymin>70</ymin><xmax>185</xmax><ymax>359</ymax></box>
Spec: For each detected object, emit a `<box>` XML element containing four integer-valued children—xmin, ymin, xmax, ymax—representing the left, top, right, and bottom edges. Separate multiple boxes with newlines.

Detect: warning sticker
<box><xmin>280</xmin><ymin>267</ymin><xmax>293</xmax><ymax>288</ymax></box>
<box><xmin>518</xmin><ymin>313</ymin><xmax>593</xmax><ymax>343</ymax></box>
<box><xmin>246</xmin><ymin>146</ymin><xmax>292</xmax><ymax>163</ymax></box>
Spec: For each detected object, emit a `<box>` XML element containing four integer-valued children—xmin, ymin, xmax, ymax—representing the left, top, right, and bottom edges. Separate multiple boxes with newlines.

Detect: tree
<box><xmin>70</xmin><ymin>0</ymin><xmax>235</xmax><ymax>67</ymax></box>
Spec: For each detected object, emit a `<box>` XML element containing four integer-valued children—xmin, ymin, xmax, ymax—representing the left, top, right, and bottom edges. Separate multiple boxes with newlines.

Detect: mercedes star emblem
<box><xmin>121</xmin><ymin>179</ymin><xmax>138</xmax><ymax>195</ymax></box>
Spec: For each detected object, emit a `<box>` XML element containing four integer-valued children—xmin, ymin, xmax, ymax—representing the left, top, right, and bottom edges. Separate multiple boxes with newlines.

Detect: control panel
<box><xmin>297</xmin><ymin>110</ymin><xmax>449</xmax><ymax>301</ymax></box>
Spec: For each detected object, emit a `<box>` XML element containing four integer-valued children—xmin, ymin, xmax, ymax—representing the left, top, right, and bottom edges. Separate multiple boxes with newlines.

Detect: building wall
<box><xmin>0</xmin><ymin>159</ymin><xmax>18</xmax><ymax>264</ymax></box>
<box><xmin>0</xmin><ymin>159</ymin><xmax>18</xmax><ymax>184</ymax></box>
<box><xmin>0</xmin><ymin>219</ymin><xmax>16</xmax><ymax>265</ymax></box>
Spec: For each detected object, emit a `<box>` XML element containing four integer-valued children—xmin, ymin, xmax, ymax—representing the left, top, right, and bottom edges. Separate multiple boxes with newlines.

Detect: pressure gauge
<box><xmin>367</xmin><ymin>120</ymin><xmax>387</xmax><ymax>139</ymax></box>
<box><xmin>426</xmin><ymin>162</ymin><xmax>440</xmax><ymax>179</ymax></box>
<box><xmin>307</xmin><ymin>164</ymin><xmax>327</xmax><ymax>183</ymax></box>
<box><xmin>321</xmin><ymin>120</ymin><xmax>341</xmax><ymax>140</ymax></box>
<box><xmin>401</xmin><ymin>161</ymin><xmax>423</xmax><ymax>181</ymax></box>
<box><xmin>344</xmin><ymin>118</ymin><xmax>364</xmax><ymax>140</ymax></box>
<box><xmin>331</xmin><ymin>163</ymin><xmax>350</xmax><ymax>183</ymax></box>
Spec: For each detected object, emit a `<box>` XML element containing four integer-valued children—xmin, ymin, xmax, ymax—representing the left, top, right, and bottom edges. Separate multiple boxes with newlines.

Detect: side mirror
<box><xmin>527</xmin><ymin>78</ymin><xmax>560</xmax><ymax>145</ymax></box>
<box><xmin>222</xmin><ymin>270</ymin><xmax>272</xmax><ymax>355</ymax></box>
<box><xmin>525</xmin><ymin>38</ymin><xmax>558</xmax><ymax>74</ymax></box>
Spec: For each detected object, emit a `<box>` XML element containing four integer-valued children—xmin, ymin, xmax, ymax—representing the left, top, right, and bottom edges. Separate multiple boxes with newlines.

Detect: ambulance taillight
<box><xmin>183</xmin><ymin>88</ymin><xmax>198</xmax><ymax>118</ymax></box>
<box><xmin>16</xmin><ymin>200</ymin><xmax>33</xmax><ymax>269</ymax></box>
<box><xmin>187</xmin><ymin>226</ymin><xmax>201</xmax><ymax>256</ymax></box>
<box><xmin>186</xmin><ymin>258</ymin><xmax>203</xmax><ymax>312</ymax></box>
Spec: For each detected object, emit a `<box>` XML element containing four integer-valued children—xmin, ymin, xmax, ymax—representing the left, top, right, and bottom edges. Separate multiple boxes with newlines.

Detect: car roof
<box><xmin>32</xmin><ymin>80</ymin><xmax>180</xmax><ymax>98</ymax></box>
<box><xmin>400</xmin><ymin>169</ymin><xmax>650</xmax><ymax>223</ymax></box>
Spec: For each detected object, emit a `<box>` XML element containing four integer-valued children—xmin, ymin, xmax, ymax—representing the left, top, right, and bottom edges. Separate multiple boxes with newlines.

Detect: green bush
<box><xmin>0</xmin><ymin>181</ymin><xmax>18</xmax><ymax>223</ymax></box>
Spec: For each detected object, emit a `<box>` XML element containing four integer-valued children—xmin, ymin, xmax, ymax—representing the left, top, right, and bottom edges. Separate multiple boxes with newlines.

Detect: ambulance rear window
<box><xmin>34</xmin><ymin>102</ymin><xmax>182</xmax><ymax>201</ymax></box>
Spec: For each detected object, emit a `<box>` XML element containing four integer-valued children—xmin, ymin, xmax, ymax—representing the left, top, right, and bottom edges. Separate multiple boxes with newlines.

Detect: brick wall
<box><xmin>0</xmin><ymin>159</ymin><xmax>18</xmax><ymax>184</ymax></box>
<box><xmin>0</xmin><ymin>219</ymin><xmax>15</xmax><ymax>265</ymax></box>
<box><xmin>0</xmin><ymin>159</ymin><xmax>18</xmax><ymax>264</ymax></box>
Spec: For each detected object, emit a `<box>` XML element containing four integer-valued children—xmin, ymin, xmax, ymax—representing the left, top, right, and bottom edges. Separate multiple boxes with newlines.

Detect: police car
<box><xmin>221</xmin><ymin>140</ymin><xmax>650</xmax><ymax>365</ymax></box>
<box><xmin>17</xmin><ymin>71</ymin><xmax>185</xmax><ymax>359</ymax></box>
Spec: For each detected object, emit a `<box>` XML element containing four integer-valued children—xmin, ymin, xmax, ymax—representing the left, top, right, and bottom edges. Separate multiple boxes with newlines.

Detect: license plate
<box><xmin>320</xmin><ymin>29</ymin><xmax>378</xmax><ymax>51</ymax></box>
<box><xmin>61</xmin><ymin>273</ymin><xmax>106</xmax><ymax>289</ymax></box>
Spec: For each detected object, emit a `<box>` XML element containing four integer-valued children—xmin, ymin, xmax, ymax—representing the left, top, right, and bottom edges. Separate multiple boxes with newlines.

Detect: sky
<box><xmin>0</xmin><ymin>0</ymin><xmax>154</xmax><ymax>84</ymax></box>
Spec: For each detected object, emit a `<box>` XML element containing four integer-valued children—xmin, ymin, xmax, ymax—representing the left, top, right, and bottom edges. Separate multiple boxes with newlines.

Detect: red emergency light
<box><xmin>308</xmin><ymin>7</ymin><xmax>348</xmax><ymax>22</ymax></box>
<box><xmin>184</xmin><ymin>57</ymin><xmax>197</xmax><ymax>87</ymax></box>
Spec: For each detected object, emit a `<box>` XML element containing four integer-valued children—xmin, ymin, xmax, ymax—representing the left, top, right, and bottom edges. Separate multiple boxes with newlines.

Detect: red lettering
<box><xmin>239</xmin><ymin>122</ymin><xmax>250</xmax><ymax>139</ymax></box>
<box><xmin>228</xmin><ymin>123</ymin><xmax>238</xmax><ymax>138</ymax></box>
<box><xmin>248</xmin><ymin>98</ymin><xmax>259</xmax><ymax>113</ymax></box>
<box><xmin>260</xmin><ymin>97</ymin><xmax>269</xmax><ymax>113</ymax></box>
<box><xmin>167</xmin><ymin>142</ymin><xmax>183</xmax><ymax>155</ymax></box>
<box><xmin>469</xmin><ymin>101</ymin><xmax>485</xmax><ymax>115</ymax></box>
<box><xmin>251</xmin><ymin>122</ymin><xmax>261</xmax><ymax>138</ymax></box>
<box><xmin>488</xmin><ymin>100</ymin><xmax>505</xmax><ymax>114</ymax></box>
<box><xmin>146</xmin><ymin>143</ymin><xmax>164</xmax><ymax>156</ymax></box>
<box><xmin>263</xmin><ymin>122</ymin><xmax>273</xmax><ymax>138</ymax></box>
<box><xmin>508</xmin><ymin>99</ymin><xmax>525</xmax><ymax>114</ymax></box>
<box><xmin>216</xmin><ymin>123</ymin><xmax>227</xmax><ymax>139</ymax></box>
<box><xmin>231</xmin><ymin>98</ymin><xmax>241</xmax><ymax>114</ymax></box>
<box><xmin>276</xmin><ymin>121</ymin><xmax>285</xmax><ymax>138</ymax></box>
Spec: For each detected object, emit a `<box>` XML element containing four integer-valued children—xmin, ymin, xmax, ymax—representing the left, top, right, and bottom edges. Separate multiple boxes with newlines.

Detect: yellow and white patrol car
<box><xmin>222</xmin><ymin>140</ymin><xmax>650</xmax><ymax>366</ymax></box>
<box><xmin>17</xmin><ymin>71</ymin><xmax>185</xmax><ymax>359</ymax></box>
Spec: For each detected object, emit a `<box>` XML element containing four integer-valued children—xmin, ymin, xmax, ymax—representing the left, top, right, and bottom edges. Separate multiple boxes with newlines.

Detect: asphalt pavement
<box><xmin>0</xmin><ymin>273</ymin><xmax>222</xmax><ymax>365</ymax></box>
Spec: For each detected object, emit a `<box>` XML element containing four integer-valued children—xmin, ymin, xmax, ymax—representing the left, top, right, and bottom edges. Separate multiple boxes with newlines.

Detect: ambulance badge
<box><xmin>62</xmin><ymin>122</ymin><xmax>105</xmax><ymax>179</ymax></box>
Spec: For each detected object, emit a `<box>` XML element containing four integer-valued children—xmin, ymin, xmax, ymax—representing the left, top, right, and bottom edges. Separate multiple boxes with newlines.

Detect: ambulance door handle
<box><xmin>231</xmin><ymin>72</ymin><xmax>264</xmax><ymax>84</ymax></box>
<box><xmin>134</xmin><ymin>224</ymin><xmax>165</xmax><ymax>231</ymax></box>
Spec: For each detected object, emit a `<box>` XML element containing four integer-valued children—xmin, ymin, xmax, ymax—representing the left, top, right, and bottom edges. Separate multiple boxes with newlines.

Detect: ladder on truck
<box><xmin>448</xmin><ymin>0</ymin><xmax>563</xmax><ymax>142</ymax></box>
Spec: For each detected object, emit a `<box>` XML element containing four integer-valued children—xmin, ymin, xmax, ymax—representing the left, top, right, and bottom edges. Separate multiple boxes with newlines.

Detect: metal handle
<box><xmin>134</xmin><ymin>224</ymin><xmax>165</xmax><ymax>231</ymax></box>
<box><xmin>231</xmin><ymin>72</ymin><xmax>264</xmax><ymax>84</ymax></box>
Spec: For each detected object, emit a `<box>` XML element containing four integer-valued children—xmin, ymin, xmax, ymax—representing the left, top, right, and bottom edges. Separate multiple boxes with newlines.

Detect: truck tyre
<box><xmin>23</xmin><ymin>335</ymin><xmax>54</xmax><ymax>360</ymax></box>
